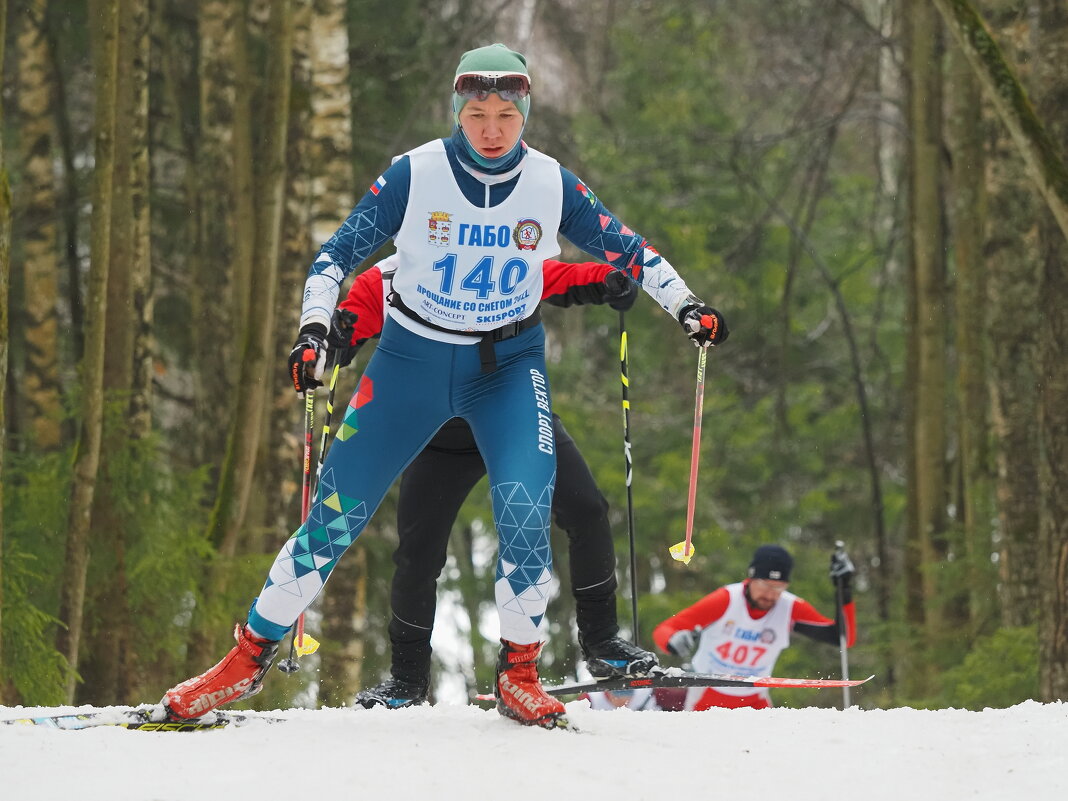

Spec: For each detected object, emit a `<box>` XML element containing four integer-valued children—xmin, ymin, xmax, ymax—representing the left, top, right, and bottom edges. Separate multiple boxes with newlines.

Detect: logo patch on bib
<box><xmin>427</xmin><ymin>211</ymin><xmax>453</xmax><ymax>247</ymax></box>
<box><xmin>512</xmin><ymin>218</ymin><xmax>542</xmax><ymax>251</ymax></box>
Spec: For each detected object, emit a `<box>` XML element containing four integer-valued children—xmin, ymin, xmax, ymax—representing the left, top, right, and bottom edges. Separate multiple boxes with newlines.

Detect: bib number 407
<box><xmin>715</xmin><ymin>641</ymin><xmax>768</xmax><ymax>667</ymax></box>
<box><xmin>433</xmin><ymin>254</ymin><xmax>528</xmax><ymax>299</ymax></box>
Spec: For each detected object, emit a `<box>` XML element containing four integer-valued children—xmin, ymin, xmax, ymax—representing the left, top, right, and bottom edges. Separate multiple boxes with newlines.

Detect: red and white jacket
<box><xmin>337</xmin><ymin>255</ymin><xmax>627</xmax><ymax>347</ymax></box>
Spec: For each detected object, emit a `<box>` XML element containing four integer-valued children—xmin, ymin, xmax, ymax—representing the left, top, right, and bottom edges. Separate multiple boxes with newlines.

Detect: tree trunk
<box><xmin>546</xmin><ymin>528</ymin><xmax>577</xmax><ymax>682</ymax></box>
<box><xmin>454</xmin><ymin>522</ymin><xmax>495</xmax><ymax>696</ymax></box>
<box><xmin>946</xmin><ymin>36</ymin><xmax>992</xmax><ymax>631</ymax></box>
<box><xmin>78</xmin><ymin>0</ymin><xmax>150</xmax><ymax>705</ymax></box>
<box><xmin>319</xmin><ymin>545</ymin><xmax>367</xmax><ymax>705</ymax></box>
<box><xmin>55</xmin><ymin>0</ymin><xmax>120</xmax><ymax>702</ymax></box>
<box><xmin>1033</xmin><ymin>0</ymin><xmax>1068</xmax><ymax>701</ymax></box>
<box><xmin>45</xmin><ymin>1</ymin><xmax>85</xmax><ymax>368</ymax></box>
<box><xmin>295</xmin><ymin>0</ymin><xmax>358</xmax><ymax>697</ymax></box>
<box><xmin>15</xmin><ymin>0</ymin><xmax>62</xmax><ymax>450</ymax></box>
<box><xmin>0</xmin><ymin>0</ymin><xmax>10</xmax><ymax>703</ymax></box>
<box><xmin>255</xmin><ymin>0</ymin><xmax>312</xmax><ymax>555</ymax></box>
<box><xmin>931</xmin><ymin>0</ymin><xmax>1068</xmax><ymax>244</ymax></box>
<box><xmin>230</xmin><ymin>0</ymin><xmax>256</xmax><ymax>342</ymax></box>
<box><xmin>309</xmin><ymin>0</ymin><xmax>353</xmax><ymax>245</ymax></box>
<box><xmin>904</xmin><ymin>0</ymin><xmax>948</xmax><ymax>692</ymax></box>
<box><xmin>127</xmin><ymin>0</ymin><xmax>153</xmax><ymax>440</ymax></box>
<box><xmin>191</xmin><ymin>0</ymin><xmax>238</xmax><ymax>472</ymax></box>
<box><xmin>193</xmin><ymin>0</ymin><xmax>293</xmax><ymax>667</ymax></box>
<box><xmin>863</xmin><ymin>0</ymin><xmax>903</xmax><ymax>694</ymax></box>
<box><xmin>985</xmin><ymin>1</ymin><xmax>1041</xmax><ymax>629</ymax></box>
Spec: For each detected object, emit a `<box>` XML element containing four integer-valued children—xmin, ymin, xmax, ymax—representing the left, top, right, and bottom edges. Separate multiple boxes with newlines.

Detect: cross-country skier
<box><xmin>324</xmin><ymin>255</ymin><xmax>660</xmax><ymax>709</ymax></box>
<box><xmin>162</xmin><ymin>42</ymin><xmax>728</xmax><ymax>730</ymax></box>
<box><xmin>653</xmin><ymin>544</ymin><xmax>856</xmax><ymax>710</ymax></box>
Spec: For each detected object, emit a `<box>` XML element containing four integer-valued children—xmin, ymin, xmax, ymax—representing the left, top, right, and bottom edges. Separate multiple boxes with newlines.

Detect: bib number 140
<box><xmin>433</xmin><ymin>254</ymin><xmax>528</xmax><ymax>299</ymax></box>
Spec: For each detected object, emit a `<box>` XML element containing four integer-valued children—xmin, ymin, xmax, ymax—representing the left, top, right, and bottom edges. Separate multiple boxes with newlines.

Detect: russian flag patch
<box><xmin>369</xmin><ymin>175</ymin><xmax>387</xmax><ymax>196</ymax></box>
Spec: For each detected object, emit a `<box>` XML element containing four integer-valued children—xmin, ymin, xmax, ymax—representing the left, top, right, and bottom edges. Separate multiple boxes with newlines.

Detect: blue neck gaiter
<box><xmin>451</xmin><ymin>126</ymin><xmax>526</xmax><ymax>173</ymax></box>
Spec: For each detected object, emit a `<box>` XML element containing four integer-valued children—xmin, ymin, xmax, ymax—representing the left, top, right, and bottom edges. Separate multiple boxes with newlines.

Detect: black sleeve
<box><xmin>794</xmin><ymin>597</ymin><xmax>852</xmax><ymax>646</ymax></box>
<box><xmin>543</xmin><ymin>280</ymin><xmax>609</xmax><ymax>308</ymax></box>
<box><xmin>793</xmin><ymin>620</ymin><xmax>841</xmax><ymax>646</ymax></box>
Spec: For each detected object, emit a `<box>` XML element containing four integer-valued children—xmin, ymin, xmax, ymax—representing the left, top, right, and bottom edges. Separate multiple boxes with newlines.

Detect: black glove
<box><xmin>830</xmin><ymin>545</ymin><xmax>856</xmax><ymax>604</ymax></box>
<box><xmin>327</xmin><ymin>309</ymin><xmax>361</xmax><ymax>368</ymax></box>
<box><xmin>288</xmin><ymin>323</ymin><xmax>328</xmax><ymax>395</ymax></box>
<box><xmin>604</xmin><ymin>269</ymin><xmax>639</xmax><ymax>312</ymax></box>
<box><xmin>678</xmin><ymin>300</ymin><xmax>729</xmax><ymax>347</ymax></box>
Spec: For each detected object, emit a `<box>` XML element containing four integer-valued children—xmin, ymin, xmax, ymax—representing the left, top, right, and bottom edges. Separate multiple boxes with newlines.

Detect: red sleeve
<box><xmin>338</xmin><ymin>266</ymin><xmax>385</xmax><ymax>343</ymax></box>
<box><xmin>540</xmin><ymin>260</ymin><xmax>612</xmax><ymax>301</ymax></box>
<box><xmin>652</xmin><ymin>587</ymin><xmax>731</xmax><ymax>653</ymax></box>
<box><xmin>791</xmin><ymin>598</ymin><xmax>857</xmax><ymax>648</ymax></box>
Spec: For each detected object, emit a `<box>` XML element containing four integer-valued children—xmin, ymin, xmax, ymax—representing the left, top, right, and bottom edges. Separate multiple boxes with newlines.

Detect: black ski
<box><xmin>476</xmin><ymin>670</ymin><xmax>873</xmax><ymax>701</ymax></box>
<box><xmin>0</xmin><ymin>706</ymin><xmax>283</xmax><ymax>731</ymax></box>
<box><xmin>543</xmin><ymin>670</ymin><xmax>874</xmax><ymax>697</ymax></box>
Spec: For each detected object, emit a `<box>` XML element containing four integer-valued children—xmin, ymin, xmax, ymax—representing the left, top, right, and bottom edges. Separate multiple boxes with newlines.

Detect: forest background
<box><xmin>1</xmin><ymin>0</ymin><xmax>1067</xmax><ymax>712</ymax></box>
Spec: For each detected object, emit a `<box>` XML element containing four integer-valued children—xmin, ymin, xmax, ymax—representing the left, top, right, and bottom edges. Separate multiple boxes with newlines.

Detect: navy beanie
<box><xmin>747</xmin><ymin>545</ymin><xmax>793</xmax><ymax>582</ymax></box>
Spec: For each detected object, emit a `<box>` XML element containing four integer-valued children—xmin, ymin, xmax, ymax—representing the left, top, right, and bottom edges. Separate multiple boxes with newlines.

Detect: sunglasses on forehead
<box><xmin>454</xmin><ymin>73</ymin><xmax>531</xmax><ymax>102</ymax></box>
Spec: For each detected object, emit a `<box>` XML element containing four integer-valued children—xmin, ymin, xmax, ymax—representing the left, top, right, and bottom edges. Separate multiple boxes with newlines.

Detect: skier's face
<box><xmin>458</xmin><ymin>94</ymin><xmax>524</xmax><ymax>159</ymax></box>
<box><xmin>747</xmin><ymin>578</ymin><xmax>788</xmax><ymax>610</ymax></box>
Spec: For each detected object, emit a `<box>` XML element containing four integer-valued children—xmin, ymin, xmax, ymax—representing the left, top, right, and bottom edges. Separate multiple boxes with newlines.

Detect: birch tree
<box><xmin>305</xmin><ymin>0</ymin><xmax>362</xmax><ymax>706</ymax></box>
<box><xmin>15</xmin><ymin>0</ymin><xmax>61</xmax><ymax>450</ymax></box>
<box><xmin>127</xmin><ymin>0</ymin><xmax>153</xmax><ymax>440</ymax></box>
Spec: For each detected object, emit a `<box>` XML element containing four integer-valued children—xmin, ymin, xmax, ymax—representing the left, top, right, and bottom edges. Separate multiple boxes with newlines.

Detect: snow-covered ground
<box><xmin>2</xmin><ymin>700</ymin><xmax>1066</xmax><ymax>800</ymax></box>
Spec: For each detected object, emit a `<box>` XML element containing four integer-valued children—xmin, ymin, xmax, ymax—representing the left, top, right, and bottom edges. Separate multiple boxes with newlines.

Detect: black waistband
<box><xmin>387</xmin><ymin>292</ymin><xmax>542</xmax><ymax>372</ymax></box>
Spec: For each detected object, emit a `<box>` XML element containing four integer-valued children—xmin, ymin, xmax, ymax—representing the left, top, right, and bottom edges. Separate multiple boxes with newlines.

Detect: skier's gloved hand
<box><xmin>830</xmin><ymin>546</ymin><xmax>856</xmax><ymax>604</ymax></box>
<box><xmin>327</xmin><ymin>309</ymin><xmax>361</xmax><ymax>368</ymax></box>
<box><xmin>604</xmin><ymin>269</ymin><xmax>639</xmax><ymax>312</ymax></box>
<box><xmin>667</xmin><ymin>628</ymin><xmax>699</xmax><ymax>660</ymax></box>
<box><xmin>288</xmin><ymin>323</ymin><xmax>328</xmax><ymax>396</ymax></box>
<box><xmin>678</xmin><ymin>299</ymin><xmax>729</xmax><ymax>347</ymax></box>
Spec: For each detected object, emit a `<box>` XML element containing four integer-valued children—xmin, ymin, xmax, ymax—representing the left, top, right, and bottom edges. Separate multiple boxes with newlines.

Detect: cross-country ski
<box><xmin>0</xmin><ymin>706</ymin><xmax>283</xmax><ymax>732</ymax></box>
<box><xmin>475</xmin><ymin>669</ymin><xmax>874</xmax><ymax>702</ymax></box>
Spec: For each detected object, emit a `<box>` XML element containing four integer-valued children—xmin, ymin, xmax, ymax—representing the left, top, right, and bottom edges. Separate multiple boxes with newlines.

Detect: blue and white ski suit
<box><xmin>247</xmin><ymin>134</ymin><xmax>701</xmax><ymax>645</ymax></box>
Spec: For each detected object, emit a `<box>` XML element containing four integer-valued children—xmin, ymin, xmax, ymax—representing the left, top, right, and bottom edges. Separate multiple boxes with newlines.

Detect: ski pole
<box><xmin>281</xmin><ymin>362</ymin><xmax>343</xmax><ymax>671</ymax></box>
<box><xmin>279</xmin><ymin>316</ymin><xmax>358</xmax><ymax>673</ymax></box>
<box><xmin>619</xmin><ymin>311</ymin><xmax>640</xmax><ymax>643</ymax></box>
<box><xmin>291</xmin><ymin>362</ymin><xmax>342</xmax><ymax>660</ymax></box>
<box><xmin>834</xmin><ymin>540</ymin><xmax>851</xmax><ymax>708</ymax></box>
<box><xmin>311</xmin><ymin>361</ymin><xmax>341</xmax><ymax>499</ymax></box>
<box><xmin>278</xmin><ymin>383</ymin><xmax>320</xmax><ymax>674</ymax></box>
<box><xmin>670</xmin><ymin>342</ymin><xmax>710</xmax><ymax>564</ymax></box>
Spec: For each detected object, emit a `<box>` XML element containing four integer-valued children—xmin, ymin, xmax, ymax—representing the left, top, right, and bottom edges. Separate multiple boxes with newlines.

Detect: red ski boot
<box><xmin>495</xmin><ymin>639</ymin><xmax>569</xmax><ymax>729</ymax></box>
<box><xmin>163</xmin><ymin>624</ymin><xmax>280</xmax><ymax>719</ymax></box>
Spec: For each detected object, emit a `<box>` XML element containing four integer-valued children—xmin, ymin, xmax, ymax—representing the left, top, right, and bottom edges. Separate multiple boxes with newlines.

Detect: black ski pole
<box><xmin>833</xmin><ymin>540</ymin><xmax>851</xmax><ymax>708</ymax></box>
<box><xmin>619</xmin><ymin>311</ymin><xmax>640</xmax><ymax>643</ymax></box>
